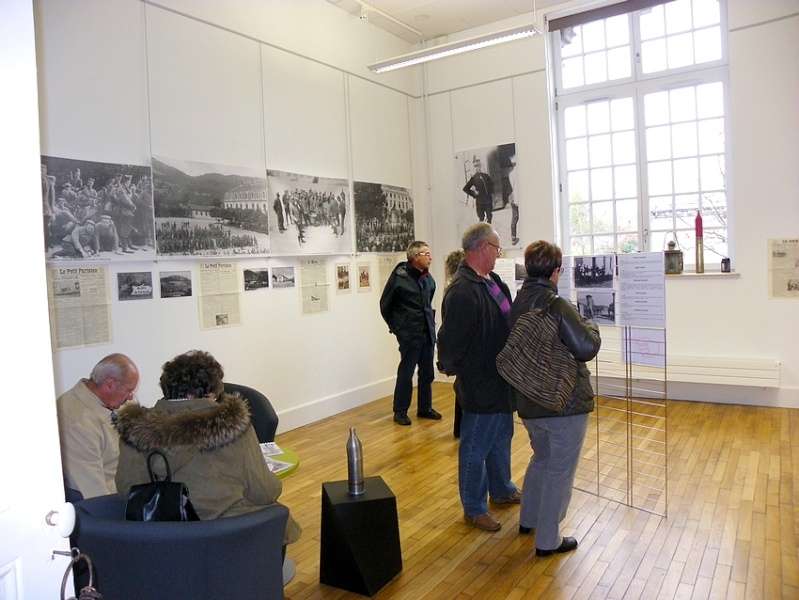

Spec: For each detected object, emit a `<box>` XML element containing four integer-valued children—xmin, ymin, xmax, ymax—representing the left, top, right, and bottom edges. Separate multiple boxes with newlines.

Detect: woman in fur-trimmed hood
<box><xmin>114</xmin><ymin>350</ymin><xmax>301</xmax><ymax>546</ymax></box>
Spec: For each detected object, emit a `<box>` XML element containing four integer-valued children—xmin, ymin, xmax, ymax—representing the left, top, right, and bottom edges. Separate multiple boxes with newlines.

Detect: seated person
<box><xmin>57</xmin><ymin>353</ymin><xmax>139</xmax><ymax>499</ymax></box>
<box><xmin>114</xmin><ymin>350</ymin><xmax>301</xmax><ymax>551</ymax></box>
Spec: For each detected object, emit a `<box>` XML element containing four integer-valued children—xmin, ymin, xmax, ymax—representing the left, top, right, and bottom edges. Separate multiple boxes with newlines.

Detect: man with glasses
<box><xmin>437</xmin><ymin>223</ymin><xmax>520</xmax><ymax>531</ymax></box>
<box><xmin>380</xmin><ymin>241</ymin><xmax>441</xmax><ymax>426</ymax></box>
<box><xmin>56</xmin><ymin>353</ymin><xmax>139</xmax><ymax>498</ymax></box>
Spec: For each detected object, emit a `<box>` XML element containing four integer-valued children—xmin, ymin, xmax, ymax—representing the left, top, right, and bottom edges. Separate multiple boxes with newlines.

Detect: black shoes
<box><xmin>519</xmin><ymin>526</ymin><xmax>533</xmax><ymax>535</ymax></box>
<box><xmin>393</xmin><ymin>412</ymin><xmax>412</xmax><ymax>426</ymax></box>
<box><xmin>535</xmin><ymin>536</ymin><xmax>578</xmax><ymax>557</ymax></box>
<box><xmin>417</xmin><ymin>409</ymin><xmax>442</xmax><ymax>420</ymax></box>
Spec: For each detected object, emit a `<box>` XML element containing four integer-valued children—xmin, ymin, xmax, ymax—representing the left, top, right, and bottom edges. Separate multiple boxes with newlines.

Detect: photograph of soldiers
<box><xmin>266</xmin><ymin>170</ymin><xmax>351</xmax><ymax>256</ymax></box>
<box><xmin>152</xmin><ymin>156</ymin><xmax>269</xmax><ymax>257</ymax></box>
<box><xmin>353</xmin><ymin>181</ymin><xmax>415</xmax><ymax>253</ymax></box>
<box><xmin>42</xmin><ymin>156</ymin><xmax>155</xmax><ymax>261</ymax></box>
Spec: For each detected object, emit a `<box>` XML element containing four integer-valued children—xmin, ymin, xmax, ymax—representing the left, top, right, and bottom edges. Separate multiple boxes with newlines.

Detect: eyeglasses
<box><xmin>486</xmin><ymin>242</ymin><xmax>502</xmax><ymax>254</ymax></box>
<box><xmin>557</xmin><ymin>267</ymin><xmax>565</xmax><ymax>274</ymax></box>
<box><xmin>416</xmin><ymin>252</ymin><xmax>432</xmax><ymax>257</ymax></box>
<box><xmin>114</xmin><ymin>379</ymin><xmax>137</xmax><ymax>398</ymax></box>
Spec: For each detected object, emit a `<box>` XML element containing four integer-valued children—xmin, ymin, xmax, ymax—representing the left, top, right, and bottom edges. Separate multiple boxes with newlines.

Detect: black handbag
<box><xmin>496</xmin><ymin>294</ymin><xmax>578</xmax><ymax>413</ymax></box>
<box><xmin>125</xmin><ymin>450</ymin><xmax>200</xmax><ymax>521</ymax></box>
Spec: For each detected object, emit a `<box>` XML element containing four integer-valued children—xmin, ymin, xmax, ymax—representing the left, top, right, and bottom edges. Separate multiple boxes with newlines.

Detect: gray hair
<box><xmin>461</xmin><ymin>222</ymin><xmax>496</xmax><ymax>252</ymax></box>
<box><xmin>406</xmin><ymin>240</ymin><xmax>428</xmax><ymax>261</ymax></box>
<box><xmin>89</xmin><ymin>353</ymin><xmax>135</xmax><ymax>385</ymax></box>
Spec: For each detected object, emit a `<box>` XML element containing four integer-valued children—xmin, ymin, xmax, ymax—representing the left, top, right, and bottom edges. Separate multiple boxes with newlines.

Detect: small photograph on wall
<box><xmin>573</xmin><ymin>255</ymin><xmax>615</xmax><ymax>288</ymax></box>
<box><xmin>336</xmin><ymin>262</ymin><xmax>351</xmax><ymax>294</ymax></box>
<box><xmin>160</xmin><ymin>271</ymin><xmax>192</xmax><ymax>298</ymax></box>
<box><xmin>267</xmin><ymin>170</ymin><xmax>351</xmax><ymax>255</ymax></box>
<box><xmin>272</xmin><ymin>266</ymin><xmax>296</xmax><ymax>289</ymax></box>
<box><xmin>576</xmin><ymin>290</ymin><xmax>616</xmax><ymax>323</ymax></box>
<box><xmin>152</xmin><ymin>156</ymin><xmax>269</xmax><ymax>257</ymax></box>
<box><xmin>42</xmin><ymin>156</ymin><xmax>155</xmax><ymax>261</ymax></box>
<box><xmin>358</xmin><ymin>262</ymin><xmax>371</xmax><ymax>292</ymax></box>
<box><xmin>118</xmin><ymin>272</ymin><xmax>153</xmax><ymax>301</ymax></box>
<box><xmin>454</xmin><ymin>143</ymin><xmax>518</xmax><ymax>248</ymax></box>
<box><xmin>353</xmin><ymin>181</ymin><xmax>415</xmax><ymax>252</ymax></box>
<box><xmin>244</xmin><ymin>267</ymin><xmax>270</xmax><ymax>291</ymax></box>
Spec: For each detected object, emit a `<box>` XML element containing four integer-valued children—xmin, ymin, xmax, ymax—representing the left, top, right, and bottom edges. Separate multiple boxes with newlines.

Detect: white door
<box><xmin>0</xmin><ymin>1</ymin><xmax>74</xmax><ymax>598</ymax></box>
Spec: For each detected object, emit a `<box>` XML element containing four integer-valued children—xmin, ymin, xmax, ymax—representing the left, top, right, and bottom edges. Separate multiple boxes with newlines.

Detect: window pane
<box><xmin>589</xmin><ymin>134</ymin><xmax>612</xmax><ymax>167</ymax></box>
<box><xmin>570</xmin><ymin>203</ymin><xmax>591</xmax><ymax>234</ymax></box>
<box><xmin>564</xmin><ymin>104</ymin><xmax>587</xmax><ymax>137</ymax></box>
<box><xmin>591</xmin><ymin>167</ymin><xmax>613</xmax><ymax>199</ymax></box>
<box><xmin>698</xmin><ymin>118</ymin><xmax>724</xmax><ymax>154</ymax></box>
<box><xmin>650</xmin><ymin>196</ymin><xmax>675</xmax><ymax>230</ymax></box>
<box><xmin>606</xmin><ymin>15</ymin><xmax>629</xmax><ymax>45</ymax></box>
<box><xmin>562</xmin><ymin>56</ymin><xmax>585</xmax><ymax>88</ymax></box>
<box><xmin>619</xmin><ymin>233</ymin><xmax>640</xmax><ymax>253</ymax></box>
<box><xmin>608</xmin><ymin>46</ymin><xmax>632</xmax><ymax>80</ymax></box>
<box><xmin>644</xmin><ymin>91</ymin><xmax>669</xmax><ymax>126</ymax></box>
<box><xmin>585</xmin><ymin>51</ymin><xmax>609</xmax><ymax>85</ymax></box>
<box><xmin>566</xmin><ymin>138</ymin><xmax>588</xmax><ymax>170</ymax></box>
<box><xmin>615</xmin><ymin>164</ymin><xmax>637</xmax><ymax>197</ymax></box>
<box><xmin>571</xmin><ymin>236</ymin><xmax>592</xmax><ymax>255</ymax></box>
<box><xmin>699</xmin><ymin>155</ymin><xmax>725</xmax><ymax>190</ymax></box>
<box><xmin>701</xmin><ymin>192</ymin><xmax>727</xmax><ymax>226</ymax></box>
<box><xmin>665</xmin><ymin>0</ymin><xmax>693</xmax><ymax>34</ymax></box>
<box><xmin>640</xmin><ymin>4</ymin><xmax>665</xmax><ymax>40</ymax></box>
<box><xmin>694</xmin><ymin>0</ymin><xmax>721</xmax><ymax>27</ymax></box>
<box><xmin>641</xmin><ymin>38</ymin><xmax>667</xmax><ymax>73</ymax></box>
<box><xmin>613</xmin><ymin>131</ymin><xmax>636</xmax><ymax>164</ymax></box>
<box><xmin>648</xmin><ymin>161</ymin><xmax>673</xmax><ymax>195</ymax></box>
<box><xmin>610</xmin><ymin>97</ymin><xmax>635</xmax><ymax>130</ymax></box>
<box><xmin>667</xmin><ymin>32</ymin><xmax>695</xmax><ymax>69</ymax></box>
<box><xmin>647</xmin><ymin>125</ymin><xmax>672</xmax><ymax>161</ymax></box>
<box><xmin>593</xmin><ymin>204</ymin><xmax>615</xmax><ymax>234</ymax></box>
<box><xmin>594</xmin><ymin>235</ymin><xmax>615</xmax><ymax>253</ymax></box>
<box><xmin>695</xmin><ymin>26</ymin><xmax>722</xmax><ymax>63</ymax></box>
<box><xmin>670</xmin><ymin>87</ymin><xmax>697</xmax><ymax>122</ymax></box>
<box><xmin>616</xmin><ymin>198</ymin><xmax>638</xmax><ymax>232</ymax></box>
<box><xmin>672</xmin><ymin>122</ymin><xmax>698</xmax><ymax>157</ymax></box>
<box><xmin>697</xmin><ymin>82</ymin><xmax>723</xmax><ymax>118</ymax></box>
<box><xmin>587</xmin><ymin>102</ymin><xmax>610</xmax><ymax>134</ymax></box>
<box><xmin>582</xmin><ymin>20</ymin><xmax>606</xmax><ymax>52</ymax></box>
<box><xmin>674</xmin><ymin>158</ymin><xmax>699</xmax><ymax>193</ymax></box>
<box><xmin>568</xmin><ymin>170</ymin><xmax>590</xmax><ymax>201</ymax></box>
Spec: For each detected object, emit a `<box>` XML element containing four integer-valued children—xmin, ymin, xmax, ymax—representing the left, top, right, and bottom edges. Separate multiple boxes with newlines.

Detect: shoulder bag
<box><xmin>125</xmin><ymin>450</ymin><xmax>200</xmax><ymax>521</ymax></box>
<box><xmin>496</xmin><ymin>294</ymin><xmax>578</xmax><ymax>413</ymax></box>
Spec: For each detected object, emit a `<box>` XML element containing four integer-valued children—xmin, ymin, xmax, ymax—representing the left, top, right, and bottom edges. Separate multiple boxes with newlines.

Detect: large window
<box><xmin>550</xmin><ymin>0</ymin><xmax>729</xmax><ymax>265</ymax></box>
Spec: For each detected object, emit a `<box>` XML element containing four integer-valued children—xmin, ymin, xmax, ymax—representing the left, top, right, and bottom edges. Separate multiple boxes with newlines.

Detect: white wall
<box><xmin>35</xmin><ymin>0</ymin><xmax>421</xmax><ymax>430</ymax></box>
<box><xmin>418</xmin><ymin>0</ymin><xmax>799</xmax><ymax>408</ymax></box>
<box><xmin>34</xmin><ymin>0</ymin><xmax>799</xmax><ymax>424</ymax></box>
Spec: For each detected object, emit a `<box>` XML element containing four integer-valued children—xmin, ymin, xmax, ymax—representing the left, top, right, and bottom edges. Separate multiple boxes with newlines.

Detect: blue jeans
<box><xmin>520</xmin><ymin>413</ymin><xmax>589</xmax><ymax>550</ymax></box>
<box><xmin>459</xmin><ymin>411</ymin><xmax>517</xmax><ymax>516</ymax></box>
<box><xmin>393</xmin><ymin>342</ymin><xmax>434</xmax><ymax>414</ymax></box>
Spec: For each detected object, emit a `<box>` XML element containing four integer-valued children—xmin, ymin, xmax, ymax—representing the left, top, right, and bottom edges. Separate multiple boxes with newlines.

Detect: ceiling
<box><xmin>326</xmin><ymin>0</ymin><xmax>563</xmax><ymax>45</ymax></box>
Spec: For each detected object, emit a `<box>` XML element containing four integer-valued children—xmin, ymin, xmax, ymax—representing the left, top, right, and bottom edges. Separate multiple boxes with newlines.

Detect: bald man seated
<box><xmin>56</xmin><ymin>353</ymin><xmax>139</xmax><ymax>499</ymax></box>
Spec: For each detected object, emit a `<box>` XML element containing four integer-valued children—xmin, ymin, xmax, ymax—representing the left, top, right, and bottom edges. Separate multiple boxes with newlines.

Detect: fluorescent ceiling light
<box><xmin>368</xmin><ymin>24</ymin><xmax>541</xmax><ymax>73</ymax></box>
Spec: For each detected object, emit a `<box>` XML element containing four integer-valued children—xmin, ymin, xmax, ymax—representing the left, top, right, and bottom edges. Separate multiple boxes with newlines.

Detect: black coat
<box><xmin>379</xmin><ymin>261</ymin><xmax>436</xmax><ymax>347</ymax></box>
<box><xmin>437</xmin><ymin>263</ymin><xmax>514</xmax><ymax>415</ymax></box>
<box><xmin>509</xmin><ymin>276</ymin><xmax>601</xmax><ymax>419</ymax></box>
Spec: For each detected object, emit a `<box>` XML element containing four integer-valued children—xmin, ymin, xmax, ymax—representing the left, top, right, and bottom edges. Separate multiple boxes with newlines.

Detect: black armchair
<box><xmin>71</xmin><ymin>494</ymin><xmax>288</xmax><ymax>600</ymax></box>
<box><xmin>224</xmin><ymin>382</ymin><xmax>279</xmax><ymax>443</ymax></box>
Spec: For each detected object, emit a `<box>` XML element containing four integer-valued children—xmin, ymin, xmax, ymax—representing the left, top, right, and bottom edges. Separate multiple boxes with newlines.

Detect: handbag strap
<box><xmin>146</xmin><ymin>450</ymin><xmax>172</xmax><ymax>483</ymax></box>
<box><xmin>530</xmin><ymin>292</ymin><xmax>559</xmax><ymax>314</ymax></box>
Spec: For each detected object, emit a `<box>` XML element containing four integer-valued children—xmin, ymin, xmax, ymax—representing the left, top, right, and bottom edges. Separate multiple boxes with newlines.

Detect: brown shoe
<box><xmin>464</xmin><ymin>512</ymin><xmax>501</xmax><ymax>531</ymax></box>
<box><xmin>490</xmin><ymin>489</ymin><xmax>522</xmax><ymax>504</ymax></box>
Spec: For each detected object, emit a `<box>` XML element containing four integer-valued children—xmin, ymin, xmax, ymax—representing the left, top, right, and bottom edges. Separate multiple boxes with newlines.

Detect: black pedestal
<box><xmin>320</xmin><ymin>476</ymin><xmax>402</xmax><ymax>596</ymax></box>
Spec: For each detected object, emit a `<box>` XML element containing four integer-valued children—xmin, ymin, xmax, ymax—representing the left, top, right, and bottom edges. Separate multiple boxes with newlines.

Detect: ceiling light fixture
<box><xmin>367</xmin><ymin>23</ymin><xmax>541</xmax><ymax>73</ymax></box>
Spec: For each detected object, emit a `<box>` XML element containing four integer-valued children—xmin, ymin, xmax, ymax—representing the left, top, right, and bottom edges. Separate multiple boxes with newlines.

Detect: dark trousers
<box><xmin>393</xmin><ymin>342</ymin><xmax>434</xmax><ymax>414</ymax></box>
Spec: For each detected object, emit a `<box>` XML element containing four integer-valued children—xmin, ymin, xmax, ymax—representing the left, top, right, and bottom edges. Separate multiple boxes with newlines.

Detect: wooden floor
<box><xmin>279</xmin><ymin>383</ymin><xmax>799</xmax><ymax>600</ymax></box>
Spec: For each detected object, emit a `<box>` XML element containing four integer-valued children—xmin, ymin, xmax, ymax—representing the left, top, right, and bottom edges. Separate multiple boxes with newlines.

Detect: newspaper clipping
<box><xmin>48</xmin><ymin>265</ymin><xmax>112</xmax><ymax>350</ymax></box>
<box><xmin>299</xmin><ymin>257</ymin><xmax>329</xmax><ymax>315</ymax></box>
<box><xmin>768</xmin><ymin>238</ymin><xmax>799</xmax><ymax>299</ymax></box>
<box><xmin>198</xmin><ymin>261</ymin><xmax>241</xmax><ymax>329</ymax></box>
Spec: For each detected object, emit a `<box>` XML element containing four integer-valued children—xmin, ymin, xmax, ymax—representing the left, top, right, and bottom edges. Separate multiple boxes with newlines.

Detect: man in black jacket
<box><xmin>437</xmin><ymin>223</ymin><xmax>520</xmax><ymax>531</ymax></box>
<box><xmin>380</xmin><ymin>241</ymin><xmax>441</xmax><ymax>426</ymax></box>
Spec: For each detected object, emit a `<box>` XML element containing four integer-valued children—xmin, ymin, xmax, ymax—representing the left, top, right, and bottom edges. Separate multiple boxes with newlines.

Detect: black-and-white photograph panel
<box><xmin>353</xmin><ymin>181</ymin><xmax>415</xmax><ymax>253</ymax></box>
<box><xmin>573</xmin><ymin>255</ymin><xmax>615</xmax><ymax>288</ymax></box>
<box><xmin>244</xmin><ymin>268</ymin><xmax>269</xmax><ymax>291</ymax></box>
<box><xmin>272</xmin><ymin>266</ymin><xmax>296</xmax><ymax>289</ymax></box>
<box><xmin>152</xmin><ymin>156</ymin><xmax>269</xmax><ymax>257</ymax></box>
<box><xmin>159</xmin><ymin>271</ymin><xmax>192</xmax><ymax>298</ymax></box>
<box><xmin>454</xmin><ymin>143</ymin><xmax>518</xmax><ymax>248</ymax></box>
<box><xmin>576</xmin><ymin>290</ymin><xmax>616</xmax><ymax>323</ymax></box>
<box><xmin>267</xmin><ymin>170</ymin><xmax>351</xmax><ymax>255</ymax></box>
<box><xmin>42</xmin><ymin>156</ymin><xmax>155</xmax><ymax>261</ymax></box>
<box><xmin>118</xmin><ymin>272</ymin><xmax>154</xmax><ymax>301</ymax></box>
